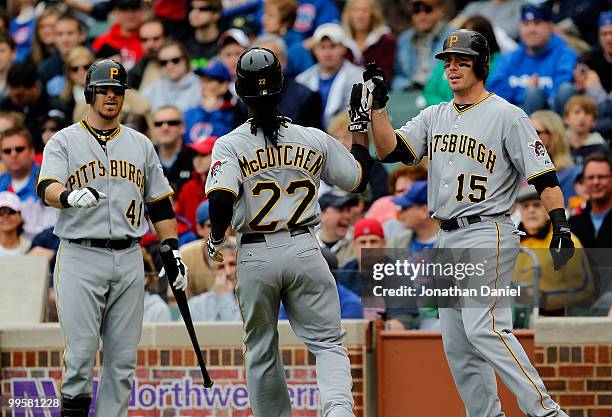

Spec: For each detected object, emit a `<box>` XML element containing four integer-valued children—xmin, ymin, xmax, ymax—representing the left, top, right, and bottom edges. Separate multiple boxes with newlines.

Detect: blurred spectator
<box><xmin>141</xmin><ymin>41</ymin><xmax>201</xmax><ymax>112</ymax></box>
<box><xmin>248</xmin><ymin>34</ymin><xmax>322</xmax><ymax>128</ymax></box>
<box><xmin>217</xmin><ymin>29</ymin><xmax>249</xmax><ymax>93</ymax></box>
<box><xmin>0</xmin><ymin>191</ymin><xmax>30</xmax><ymax>255</ymax></box>
<box><xmin>0</xmin><ymin>126</ymin><xmax>56</xmax><ymax>238</ymax></box>
<box><xmin>0</xmin><ymin>111</ymin><xmax>23</xmax><ymax>133</ymax></box>
<box><xmin>391</xmin><ymin>0</ymin><xmax>452</xmax><ymax>91</ymax></box>
<box><xmin>564</xmin><ymin>95</ymin><xmax>609</xmax><ymax>166</ymax></box>
<box><xmin>186</xmin><ymin>0</ymin><xmax>222</xmax><ymax>70</ymax></box>
<box><xmin>0</xmin><ymin>34</ymin><xmax>16</xmax><ymax>101</ymax></box>
<box><xmin>121</xmin><ymin>112</ymin><xmax>148</xmax><ymax>133</ymax></box>
<box><xmin>38</xmin><ymin>13</ymin><xmax>86</xmax><ymax>97</ymax></box>
<box><xmin>337</xmin><ymin>217</ymin><xmax>385</xmax><ymax>296</ymax></box>
<box><xmin>569</xmin><ymin>153</ymin><xmax>612</xmax><ymax>249</ymax></box>
<box><xmin>548</xmin><ymin>0</ymin><xmax>603</xmax><ymax>46</ymax></box>
<box><xmin>388</xmin><ymin>181</ymin><xmax>438</xmax><ymax>250</ymax></box>
<box><xmin>342</xmin><ymin>0</ymin><xmax>396</xmax><ymax>81</ymax></box>
<box><xmin>28</xmin><ymin>7</ymin><xmax>59</xmax><ymax>66</ymax></box>
<box><xmin>188</xmin><ymin>239</ymin><xmax>241</xmax><ymax>321</ymax></box>
<box><xmin>143</xmin><ymin>247</ymin><xmax>172</xmax><ymax>322</ymax></box>
<box><xmin>325</xmin><ymin>112</ymin><xmax>388</xmax><ymax>202</ymax></box>
<box><xmin>34</xmin><ymin>109</ymin><xmax>69</xmax><ymax>166</ymax></box>
<box><xmin>451</xmin><ymin>0</ymin><xmax>522</xmax><ymax>41</ymax></box>
<box><xmin>28</xmin><ymin>225</ymin><xmax>60</xmax><ymax>272</ymax></box>
<box><xmin>56</xmin><ymin>46</ymin><xmax>94</xmax><ymax>120</ymax></box>
<box><xmin>261</xmin><ymin>0</ymin><xmax>314</xmax><ymax>78</ymax></box>
<box><xmin>488</xmin><ymin>5</ymin><xmax>577</xmax><ymax>115</ymax></box>
<box><xmin>152</xmin><ymin>105</ymin><xmax>193</xmax><ymax>192</ymax></box>
<box><xmin>128</xmin><ymin>17</ymin><xmax>167</xmax><ymax>91</ymax></box>
<box><xmin>423</xmin><ymin>14</ymin><xmax>500</xmax><ymax>106</ymax></box>
<box><xmin>296</xmin><ymin>23</ymin><xmax>362</xmax><ymax>129</ymax></box>
<box><xmin>317</xmin><ymin>191</ymin><xmax>359</xmax><ymax>266</ymax></box>
<box><xmin>576</xmin><ymin>12</ymin><xmax>612</xmax><ymax>103</ymax></box>
<box><xmin>183</xmin><ymin>60</ymin><xmax>236</xmax><ymax>144</ymax></box>
<box><xmin>513</xmin><ymin>185</ymin><xmax>593</xmax><ymax>311</ymax></box>
<box><xmin>1</xmin><ymin>60</ymin><xmax>56</xmax><ymax>153</ymax></box>
<box><xmin>153</xmin><ymin>0</ymin><xmax>189</xmax><ymax>42</ymax></box>
<box><xmin>175</xmin><ymin>136</ymin><xmax>215</xmax><ymax>230</ymax></box>
<box><xmin>289</xmin><ymin>0</ymin><xmax>341</xmax><ymax>42</ymax></box>
<box><xmin>180</xmin><ymin>200</ymin><xmax>214</xmax><ymax>297</ymax></box>
<box><xmin>8</xmin><ymin>0</ymin><xmax>35</xmax><ymax>62</ymax></box>
<box><xmin>530</xmin><ymin>110</ymin><xmax>582</xmax><ymax>204</ymax></box>
<box><xmin>282</xmin><ymin>246</ymin><xmax>363</xmax><ymax>319</ymax></box>
<box><xmin>0</xmin><ymin>11</ymin><xmax>9</xmax><ymax>35</ymax></box>
<box><xmin>92</xmin><ymin>0</ymin><xmax>145</xmax><ymax>70</ymax></box>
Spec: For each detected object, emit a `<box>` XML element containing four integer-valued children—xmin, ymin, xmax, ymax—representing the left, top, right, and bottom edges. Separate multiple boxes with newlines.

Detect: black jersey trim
<box><xmin>452</xmin><ymin>92</ymin><xmax>494</xmax><ymax>114</ymax></box>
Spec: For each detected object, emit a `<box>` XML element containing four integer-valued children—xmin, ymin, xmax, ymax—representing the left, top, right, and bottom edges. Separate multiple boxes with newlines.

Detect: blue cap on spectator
<box><xmin>600</xmin><ymin>11</ymin><xmax>612</xmax><ymax>28</ymax></box>
<box><xmin>521</xmin><ymin>5</ymin><xmax>552</xmax><ymax>22</ymax></box>
<box><xmin>195</xmin><ymin>60</ymin><xmax>231</xmax><ymax>82</ymax></box>
<box><xmin>393</xmin><ymin>181</ymin><xmax>428</xmax><ymax>209</ymax></box>
<box><xmin>196</xmin><ymin>201</ymin><xmax>210</xmax><ymax>225</ymax></box>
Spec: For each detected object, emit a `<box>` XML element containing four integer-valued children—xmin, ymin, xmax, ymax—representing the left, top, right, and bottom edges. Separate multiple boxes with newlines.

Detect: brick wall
<box><xmin>0</xmin><ymin>345</ymin><xmax>366</xmax><ymax>417</ymax></box>
<box><xmin>535</xmin><ymin>345</ymin><xmax>612</xmax><ymax>417</ymax></box>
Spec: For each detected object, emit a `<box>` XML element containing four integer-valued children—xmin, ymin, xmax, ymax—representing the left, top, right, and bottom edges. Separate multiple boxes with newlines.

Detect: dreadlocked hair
<box><xmin>246</xmin><ymin>94</ymin><xmax>284</xmax><ymax>147</ymax></box>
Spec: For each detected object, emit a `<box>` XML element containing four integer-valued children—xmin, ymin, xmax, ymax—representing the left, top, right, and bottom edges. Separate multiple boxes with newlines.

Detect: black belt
<box><xmin>438</xmin><ymin>215</ymin><xmax>482</xmax><ymax>232</ymax></box>
<box><xmin>241</xmin><ymin>228</ymin><xmax>310</xmax><ymax>245</ymax></box>
<box><xmin>69</xmin><ymin>237</ymin><xmax>141</xmax><ymax>250</ymax></box>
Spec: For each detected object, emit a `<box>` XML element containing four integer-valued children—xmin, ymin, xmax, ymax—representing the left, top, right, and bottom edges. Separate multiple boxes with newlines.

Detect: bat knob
<box><xmin>204</xmin><ymin>379</ymin><xmax>214</xmax><ymax>388</ymax></box>
<box><xmin>160</xmin><ymin>244</ymin><xmax>172</xmax><ymax>254</ymax></box>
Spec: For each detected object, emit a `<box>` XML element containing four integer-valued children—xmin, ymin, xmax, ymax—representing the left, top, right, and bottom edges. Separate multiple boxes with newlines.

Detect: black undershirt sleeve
<box><xmin>349</xmin><ymin>144</ymin><xmax>374</xmax><ymax>193</ymax></box>
<box><xmin>208</xmin><ymin>189</ymin><xmax>236</xmax><ymax>241</ymax></box>
<box><xmin>379</xmin><ymin>134</ymin><xmax>417</xmax><ymax>165</ymax></box>
<box><xmin>36</xmin><ymin>179</ymin><xmax>58</xmax><ymax>204</ymax></box>
<box><xmin>146</xmin><ymin>197</ymin><xmax>175</xmax><ymax>223</ymax></box>
<box><xmin>528</xmin><ymin>170</ymin><xmax>560</xmax><ymax>195</ymax></box>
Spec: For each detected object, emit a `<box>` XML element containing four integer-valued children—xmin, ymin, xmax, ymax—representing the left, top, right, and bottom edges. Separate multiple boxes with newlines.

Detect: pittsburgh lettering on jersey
<box><xmin>430</xmin><ymin>134</ymin><xmax>497</xmax><ymax>174</ymax></box>
<box><xmin>238</xmin><ymin>144</ymin><xmax>324</xmax><ymax>179</ymax></box>
<box><xmin>66</xmin><ymin>159</ymin><xmax>145</xmax><ymax>193</ymax></box>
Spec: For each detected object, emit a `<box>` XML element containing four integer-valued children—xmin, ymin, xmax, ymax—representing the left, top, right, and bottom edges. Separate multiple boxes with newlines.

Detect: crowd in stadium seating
<box><xmin>0</xmin><ymin>0</ymin><xmax>608</xmax><ymax>326</ymax></box>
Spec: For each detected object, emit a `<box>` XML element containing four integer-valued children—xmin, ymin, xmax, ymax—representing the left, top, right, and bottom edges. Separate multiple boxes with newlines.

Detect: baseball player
<box><xmin>36</xmin><ymin>59</ymin><xmax>188</xmax><ymax>417</ymax></box>
<box><xmin>205</xmin><ymin>47</ymin><xmax>373</xmax><ymax>417</ymax></box>
<box><xmin>365</xmin><ymin>31</ymin><xmax>574</xmax><ymax>416</ymax></box>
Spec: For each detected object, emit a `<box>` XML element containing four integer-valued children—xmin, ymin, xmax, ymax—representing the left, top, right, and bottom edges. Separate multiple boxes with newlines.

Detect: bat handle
<box><xmin>204</xmin><ymin>378</ymin><xmax>214</xmax><ymax>388</ymax></box>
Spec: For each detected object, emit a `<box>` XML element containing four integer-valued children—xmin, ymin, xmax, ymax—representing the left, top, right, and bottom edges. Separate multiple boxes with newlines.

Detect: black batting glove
<box><xmin>363</xmin><ymin>62</ymin><xmax>389</xmax><ymax>111</ymax></box>
<box><xmin>548</xmin><ymin>208</ymin><xmax>575</xmax><ymax>271</ymax></box>
<box><xmin>348</xmin><ymin>83</ymin><xmax>371</xmax><ymax>133</ymax></box>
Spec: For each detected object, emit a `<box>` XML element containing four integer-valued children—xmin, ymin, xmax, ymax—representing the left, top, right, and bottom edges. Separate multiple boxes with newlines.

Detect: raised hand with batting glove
<box><xmin>207</xmin><ymin>235</ymin><xmax>225</xmax><ymax>263</ymax></box>
<box><xmin>548</xmin><ymin>208</ymin><xmax>575</xmax><ymax>270</ymax></box>
<box><xmin>348</xmin><ymin>83</ymin><xmax>372</xmax><ymax>133</ymax></box>
<box><xmin>158</xmin><ymin>238</ymin><xmax>189</xmax><ymax>291</ymax></box>
<box><xmin>363</xmin><ymin>62</ymin><xmax>389</xmax><ymax>112</ymax></box>
<box><xmin>63</xmin><ymin>187</ymin><xmax>107</xmax><ymax>208</ymax></box>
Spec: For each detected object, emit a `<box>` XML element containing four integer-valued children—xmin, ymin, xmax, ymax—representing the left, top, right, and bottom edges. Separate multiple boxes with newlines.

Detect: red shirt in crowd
<box><xmin>174</xmin><ymin>173</ymin><xmax>207</xmax><ymax>231</ymax></box>
<box><xmin>92</xmin><ymin>23</ymin><xmax>143</xmax><ymax>69</ymax></box>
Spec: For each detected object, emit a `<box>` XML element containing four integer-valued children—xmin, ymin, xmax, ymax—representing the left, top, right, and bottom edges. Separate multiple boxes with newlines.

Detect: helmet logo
<box><xmin>110</xmin><ymin>68</ymin><xmax>119</xmax><ymax>79</ymax></box>
<box><xmin>259</xmin><ymin>78</ymin><xmax>266</xmax><ymax>85</ymax></box>
<box><xmin>449</xmin><ymin>35</ymin><xmax>459</xmax><ymax>47</ymax></box>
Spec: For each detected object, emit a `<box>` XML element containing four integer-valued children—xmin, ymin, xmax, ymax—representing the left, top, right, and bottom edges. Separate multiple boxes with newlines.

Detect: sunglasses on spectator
<box><xmin>193</xmin><ymin>6</ymin><xmax>217</xmax><ymax>12</ymax></box>
<box><xmin>153</xmin><ymin>119</ymin><xmax>182</xmax><ymax>127</ymax></box>
<box><xmin>95</xmin><ymin>86</ymin><xmax>126</xmax><ymax>96</ymax></box>
<box><xmin>70</xmin><ymin>64</ymin><xmax>91</xmax><ymax>73</ymax></box>
<box><xmin>0</xmin><ymin>207</ymin><xmax>17</xmax><ymax>216</ymax></box>
<box><xmin>159</xmin><ymin>57</ymin><xmax>183</xmax><ymax>67</ymax></box>
<box><xmin>2</xmin><ymin>146</ymin><xmax>26</xmax><ymax>155</ymax></box>
<box><xmin>411</xmin><ymin>2</ymin><xmax>435</xmax><ymax>14</ymax></box>
<box><xmin>140</xmin><ymin>35</ymin><xmax>162</xmax><ymax>43</ymax></box>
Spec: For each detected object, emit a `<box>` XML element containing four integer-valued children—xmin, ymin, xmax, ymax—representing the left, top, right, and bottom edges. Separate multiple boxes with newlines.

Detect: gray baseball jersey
<box><xmin>205</xmin><ymin>120</ymin><xmax>362</xmax><ymax>233</ymax></box>
<box><xmin>395</xmin><ymin>94</ymin><xmax>555</xmax><ymax>220</ymax></box>
<box><xmin>38</xmin><ymin>122</ymin><xmax>173</xmax><ymax>239</ymax></box>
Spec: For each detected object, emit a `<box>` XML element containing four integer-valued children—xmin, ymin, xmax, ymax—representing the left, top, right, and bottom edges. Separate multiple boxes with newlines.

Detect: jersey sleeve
<box><xmin>205</xmin><ymin>139</ymin><xmax>241</xmax><ymax>197</ymax></box>
<box><xmin>144</xmin><ymin>139</ymin><xmax>174</xmax><ymax>203</ymax></box>
<box><xmin>38</xmin><ymin>134</ymin><xmax>69</xmax><ymax>185</ymax></box>
<box><xmin>320</xmin><ymin>131</ymin><xmax>363</xmax><ymax>192</ymax></box>
<box><xmin>393</xmin><ymin>107</ymin><xmax>431</xmax><ymax>165</ymax></box>
<box><xmin>503</xmin><ymin>116</ymin><xmax>556</xmax><ymax>182</ymax></box>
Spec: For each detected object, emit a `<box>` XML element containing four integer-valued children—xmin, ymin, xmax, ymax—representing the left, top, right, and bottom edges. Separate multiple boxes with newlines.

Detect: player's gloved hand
<box><xmin>548</xmin><ymin>208</ymin><xmax>575</xmax><ymax>271</ymax></box>
<box><xmin>363</xmin><ymin>62</ymin><xmax>389</xmax><ymax>111</ymax></box>
<box><xmin>159</xmin><ymin>249</ymin><xmax>189</xmax><ymax>291</ymax></box>
<box><xmin>207</xmin><ymin>235</ymin><xmax>225</xmax><ymax>263</ymax></box>
<box><xmin>348</xmin><ymin>83</ymin><xmax>372</xmax><ymax>133</ymax></box>
<box><xmin>66</xmin><ymin>187</ymin><xmax>108</xmax><ymax>208</ymax></box>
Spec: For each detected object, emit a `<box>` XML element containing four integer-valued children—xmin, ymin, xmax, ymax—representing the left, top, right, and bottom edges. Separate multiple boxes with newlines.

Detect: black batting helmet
<box><xmin>84</xmin><ymin>59</ymin><xmax>129</xmax><ymax>104</ymax></box>
<box><xmin>235</xmin><ymin>48</ymin><xmax>283</xmax><ymax>101</ymax></box>
<box><xmin>435</xmin><ymin>30</ymin><xmax>490</xmax><ymax>81</ymax></box>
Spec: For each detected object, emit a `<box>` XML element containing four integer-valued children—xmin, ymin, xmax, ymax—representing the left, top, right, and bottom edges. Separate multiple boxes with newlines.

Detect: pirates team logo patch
<box><xmin>210</xmin><ymin>160</ymin><xmax>227</xmax><ymax>178</ymax></box>
<box><xmin>528</xmin><ymin>139</ymin><xmax>547</xmax><ymax>159</ymax></box>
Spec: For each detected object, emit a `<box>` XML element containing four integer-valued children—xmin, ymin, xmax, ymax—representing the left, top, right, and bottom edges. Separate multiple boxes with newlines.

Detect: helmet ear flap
<box><xmin>84</xmin><ymin>85</ymin><xmax>94</xmax><ymax>104</ymax></box>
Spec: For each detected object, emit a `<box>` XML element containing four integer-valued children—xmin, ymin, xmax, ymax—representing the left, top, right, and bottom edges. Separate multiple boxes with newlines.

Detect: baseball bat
<box><xmin>159</xmin><ymin>245</ymin><xmax>214</xmax><ymax>388</ymax></box>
